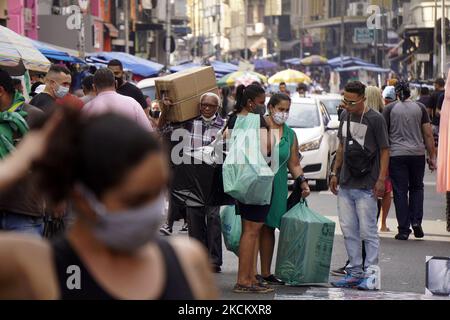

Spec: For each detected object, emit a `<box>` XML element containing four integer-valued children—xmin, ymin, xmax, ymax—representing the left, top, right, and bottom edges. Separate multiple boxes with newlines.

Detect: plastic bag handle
<box><xmin>300</xmin><ymin>198</ymin><xmax>308</xmax><ymax>207</ymax></box>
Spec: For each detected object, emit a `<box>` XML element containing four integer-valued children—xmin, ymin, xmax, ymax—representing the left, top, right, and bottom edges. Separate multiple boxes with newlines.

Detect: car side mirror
<box><xmin>326</xmin><ymin>120</ymin><xmax>340</xmax><ymax>131</ymax></box>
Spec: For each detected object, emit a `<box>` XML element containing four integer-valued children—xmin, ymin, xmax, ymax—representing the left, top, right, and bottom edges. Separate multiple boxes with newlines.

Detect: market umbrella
<box><xmin>0</xmin><ymin>26</ymin><xmax>50</xmax><ymax>74</ymax></box>
<box><xmin>254</xmin><ymin>59</ymin><xmax>277</xmax><ymax>70</ymax></box>
<box><xmin>86</xmin><ymin>52</ymin><xmax>164</xmax><ymax>77</ymax></box>
<box><xmin>300</xmin><ymin>55</ymin><xmax>328</xmax><ymax>66</ymax></box>
<box><xmin>268</xmin><ymin>69</ymin><xmax>312</xmax><ymax>85</ymax></box>
<box><xmin>31</xmin><ymin>40</ymin><xmax>85</xmax><ymax>64</ymax></box>
<box><xmin>217</xmin><ymin>71</ymin><xmax>267</xmax><ymax>87</ymax></box>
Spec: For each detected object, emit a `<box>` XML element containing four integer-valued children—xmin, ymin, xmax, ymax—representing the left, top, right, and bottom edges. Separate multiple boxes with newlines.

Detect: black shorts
<box><xmin>236</xmin><ymin>201</ymin><xmax>271</xmax><ymax>223</ymax></box>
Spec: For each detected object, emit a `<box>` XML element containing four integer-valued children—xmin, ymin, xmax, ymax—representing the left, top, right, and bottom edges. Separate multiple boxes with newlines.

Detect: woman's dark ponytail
<box><xmin>234</xmin><ymin>84</ymin><xmax>246</xmax><ymax>113</ymax></box>
<box><xmin>234</xmin><ymin>84</ymin><xmax>265</xmax><ymax>114</ymax></box>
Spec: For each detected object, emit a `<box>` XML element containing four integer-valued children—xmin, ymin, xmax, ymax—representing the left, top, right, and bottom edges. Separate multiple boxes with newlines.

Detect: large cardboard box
<box><xmin>156</xmin><ymin>66</ymin><xmax>219</xmax><ymax>123</ymax></box>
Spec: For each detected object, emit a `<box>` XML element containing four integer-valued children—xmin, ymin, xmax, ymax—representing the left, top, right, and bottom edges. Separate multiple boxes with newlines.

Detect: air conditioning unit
<box><xmin>347</xmin><ymin>2</ymin><xmax>368</xmax><ymax>17</ymax></box>
<box><xmin>255</xmin><ymin>22</ymin><xmax>264</xmax><ymax>34</ymax></box>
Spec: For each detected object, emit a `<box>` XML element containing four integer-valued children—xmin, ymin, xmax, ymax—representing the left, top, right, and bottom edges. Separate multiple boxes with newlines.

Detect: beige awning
<box><xmin>104</xmin><ymin>23</ymin><xmax>119</xmax><ymax>38</ymax></box>
<box><xmin>0</xmin><ymin>26</ymin><xmax>50</xmax><ymax>73</ymax></box>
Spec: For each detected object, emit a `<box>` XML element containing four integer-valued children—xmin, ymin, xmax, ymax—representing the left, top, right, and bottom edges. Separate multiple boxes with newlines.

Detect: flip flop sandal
<box><xmin>233</xmin><ymin>284</ymin><xmax>272</xmax><ymax>294</ymax></box>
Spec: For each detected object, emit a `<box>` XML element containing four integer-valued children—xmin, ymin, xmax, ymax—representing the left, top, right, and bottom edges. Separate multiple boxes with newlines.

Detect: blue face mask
<box><xmin>79</xmin><ymin>186</ymin><xmax>165</xmax><ymax>252</ymax></box>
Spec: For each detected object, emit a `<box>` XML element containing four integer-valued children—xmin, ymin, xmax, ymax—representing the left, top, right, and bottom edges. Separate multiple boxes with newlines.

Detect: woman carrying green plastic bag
<box><xmin>256</xmin><ymin>94</ymin><xmax>311</xmax><ymax>286</ymax></box>
<box><xmin>222</xmin><ymin>84</ymin><xmax>275</xmax><ymax>294</ymax></box>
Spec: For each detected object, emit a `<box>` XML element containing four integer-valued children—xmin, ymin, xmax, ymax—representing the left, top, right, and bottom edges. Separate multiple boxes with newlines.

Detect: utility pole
<box><xmin>78</xmin><ymin>13</ymin><xmax>85</xmax><ymax>58</ymax></box>
<box><xmin>244</xmin><ymin>0</ymin><xmax>248</xmax><ymax>60</ymax></box>
<box><xmin>216</xmin><ymin>0</ymin><xmax>221</xmax><ymax>60</ymax></box>
<box><xmin>77</xmin><ymin>0</ymin><xmax>89</xmax><ymax>58</ymax></box>
<box><xmin>340</xmin><ymin>0</ymin><xmax>346</xmax><ymax>68</ymax></box>
<box><xmin>381</xmin><ymin>0</ymin><xmax>386</xmax><ymax>69</ymax></box>
<box><xmin>434</xmin><ymin>0</ymin><xmax>438</xmax><ymax>77</ymax></box>
<box><xmin>299</xmin><ymin>0</ymin><xmax>304</xmax><ymax>59</ymax></box>
<box><xmin>442</xmin><ymin>0</ymin><xmax>447</xmax><ymax>78</ymax></box>
<box><xmin>166</xmin><ymin>0</ymin><xmax>172</xmax><ymax>68</ymax></box>
<box><xmin>124</xmin><ymin>0</ymin><xmax>129</xmax><ymax>53</ymax></box>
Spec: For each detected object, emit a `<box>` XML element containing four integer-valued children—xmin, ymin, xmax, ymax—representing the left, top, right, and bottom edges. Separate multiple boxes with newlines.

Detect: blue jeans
<box><xmin>0</xmin><ymin>212</ymin><xmax>44</xmax><ymax>236</ymax></box>
<box><xmin>389</xmin><ymin>155</ymin><xmax>425</xmax><ymax>235</ymax></box>
<box><xmin>338</xmin><ymin>188</ymin><xmax>379</xmax><ymax>277</ymax></box>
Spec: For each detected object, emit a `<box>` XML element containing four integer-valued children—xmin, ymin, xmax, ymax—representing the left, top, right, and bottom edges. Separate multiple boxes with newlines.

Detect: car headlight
<box><xmin>299</xmin><ymin>136</ymin><xmax>323</xmax><ymax>152</ymax></box>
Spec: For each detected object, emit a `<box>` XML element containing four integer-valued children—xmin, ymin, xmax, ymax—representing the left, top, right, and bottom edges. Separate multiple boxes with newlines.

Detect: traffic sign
<box><xmin>353</xmin><ymin>28</ymin><xmax>375</xmax><ymax>44</ymax></box>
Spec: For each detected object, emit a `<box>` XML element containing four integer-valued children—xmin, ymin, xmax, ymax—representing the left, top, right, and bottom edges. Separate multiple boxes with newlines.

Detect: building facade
<box><xmin>393</xmin><ymin>0</ymin><xmax>450</xmax><ymax>80</ymax></box>
<box><xmin>1</xmin><ymin>0</ymin><xmax>39</xmax><ymax>39</ymax></box>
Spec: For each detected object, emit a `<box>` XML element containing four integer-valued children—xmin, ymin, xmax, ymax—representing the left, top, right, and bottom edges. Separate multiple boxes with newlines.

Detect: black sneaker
<box><xmin>159</xmin><ymin>224</ymin><xmax>172</xmax><ymax>236</ymax></box>
<box><xmin>180</xmin><ymin>223</ymin><xmax>188</xmax><ymax>232</ymax></box>
<box><xmin>330</xmin><ymin>266</ymin><xmax>347</xmax><ymax>276</ymax></box>
<box><xmin>412</xmin><ymin>225</ymin><xmax>424</xmax><ymax>238</ymax></box>
<box><xmin>255</xmin><ymin>275</ymin><xmax>268</xmax><ymax>286</ymax></box>
<box><xmin>395</xmin><ymin>233</ymin><xmax>409</xmax><ymax>240</ymax></box>
<box><xmin>262</xmin><ymin>274</ymin><xmax>285</xmax><ymax>285</ymax></box>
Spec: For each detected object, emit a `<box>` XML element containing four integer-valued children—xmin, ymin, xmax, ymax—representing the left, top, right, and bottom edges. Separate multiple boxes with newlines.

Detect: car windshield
<box><xmin>141</xmin><ymin>86</ymin><xmax>156</xmax><ymax>100</ymax></box>
<box><xmin>286</xmin><ymin>103</ymin><xmax>320</xmax><ymax>128</ymax></box>
<box><xmin>320</xmin><ymin>99</ymin><xmax>341</xmax><ymax>115</ymax></box>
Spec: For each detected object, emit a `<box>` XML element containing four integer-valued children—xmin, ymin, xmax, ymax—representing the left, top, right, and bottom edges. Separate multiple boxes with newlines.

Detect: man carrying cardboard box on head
<box><xmin>158</xmin><ymin>84</ymin><xmax>226</xmax><ymax>273</ymax></box>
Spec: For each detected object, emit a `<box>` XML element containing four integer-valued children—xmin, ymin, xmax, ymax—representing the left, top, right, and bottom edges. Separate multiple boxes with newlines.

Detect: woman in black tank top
<box><xmin>52</xmin><ymin>237</ymin><xmax>194</xmax><ymax>300</ymax></box>
<box><xmin>19</xmin><ymin>107</ymin><xmax>218</xmax><ymax>300</ymax></box>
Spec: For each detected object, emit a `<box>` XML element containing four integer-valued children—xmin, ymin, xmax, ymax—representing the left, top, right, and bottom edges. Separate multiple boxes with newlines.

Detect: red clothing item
<box><xmin>55</xmin><ymin>93</ymin><xmax>85</xmax><ymax>110</ymax></box>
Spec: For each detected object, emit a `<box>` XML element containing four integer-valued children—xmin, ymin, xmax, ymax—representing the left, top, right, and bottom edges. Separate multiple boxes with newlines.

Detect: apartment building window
<box><xmin>257</xmin><ymin>4</ymin><xmax>264</xmax><ymax>23</ymax></box>
<box><xmin>282</xmin><ymin>0</ymin><xmax>290</xmax><ymax>15</ymax></box>
<box><xmin>247</xmin><ymin>4</ymin><xmax>254</xmax><ymax>24</ymax></box>
<box><xmin>329</xmin><ymin>0</ymin><xmax>337</xmax><ymax>18</ymax></box>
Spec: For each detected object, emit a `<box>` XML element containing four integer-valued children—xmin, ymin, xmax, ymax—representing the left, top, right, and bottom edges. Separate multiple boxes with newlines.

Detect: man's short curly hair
<box><xmin>344</xmin><ymin>81</ymin><xmax>366</xmax><ymax>97</ymax></box>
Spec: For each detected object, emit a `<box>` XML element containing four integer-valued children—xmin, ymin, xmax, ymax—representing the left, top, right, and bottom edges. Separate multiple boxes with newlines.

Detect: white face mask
<box><xmin>55</xmin><ymin>85</ymin><xmax>70</xmax><ymax>98</ymax></box>
<box><xmin>272</xmin><ymin>111</ymin><xmax>289</xmax><ymax>125</ymax></box>
<box><xmin>201</xmin><ymin>114</ymin><xmax>216</xmax><ymax>122</ymax></box>
<box><xmin>80</xmin><ymin>186</ymin><xmax>165</xmax><ymax>252</ymax></box>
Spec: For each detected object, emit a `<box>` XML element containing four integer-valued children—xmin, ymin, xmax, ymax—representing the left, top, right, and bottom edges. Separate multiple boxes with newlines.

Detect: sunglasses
<box><xmin>342</xmin><ymin>97</ymin><xmax>364</xmax><ymax>106</ymax></box>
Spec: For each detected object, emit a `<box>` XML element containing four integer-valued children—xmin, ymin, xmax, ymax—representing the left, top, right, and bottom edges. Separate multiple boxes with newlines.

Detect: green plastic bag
<box><xmin>220</xmin><ymin>205</ymin><xmax>241</xmax><ymax>256</ymax></box>
<box><xmin>222</xmin><ymin>114</ymin><xmax>274</xmax><ymax>205</ymax></box>
<box><xmin>275</xmin><ymin>200</ymin><xmax>335</xmax><ymax>285</ymax></box>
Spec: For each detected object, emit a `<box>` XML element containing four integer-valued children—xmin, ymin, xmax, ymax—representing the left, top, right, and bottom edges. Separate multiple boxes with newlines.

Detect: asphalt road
<box><xmin>167</xmin><ymin>171</ymin><xmax>450</xmax><ymax>300</ymax></box>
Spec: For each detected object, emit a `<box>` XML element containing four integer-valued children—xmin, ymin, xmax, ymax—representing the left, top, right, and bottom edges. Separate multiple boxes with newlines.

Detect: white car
<box><xmin>312</xmin><ymin>93</ymin><xmax>343</xmax><ymax>122</ymax></box>
<box><xmin>137</xmin><ymin>77</ymin><xmax>161</xmax><ymax>101</ymax></box>
<box><xmin>286</xmin><ymin>97</ymin><xmax>340</xmax><ymax>191</ymax></box>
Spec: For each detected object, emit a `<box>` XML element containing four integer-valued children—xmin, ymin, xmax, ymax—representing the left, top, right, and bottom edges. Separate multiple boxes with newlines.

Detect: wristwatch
<box><xmin>296</xmin><ymin>175</ymin><xmax>308</xmax><ymax>185</ymax></box>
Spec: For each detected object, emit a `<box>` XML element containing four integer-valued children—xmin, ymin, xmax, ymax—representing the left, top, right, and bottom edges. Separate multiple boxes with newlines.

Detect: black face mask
<box><xmin>151</xmin><ymin>111</ymin><xmax>161</xmax><ymax>118</ymax></box>
<box><xmin>115</xmin><ymin>77</ymin><xmax>124</xmax><ymax>88</ymax></box>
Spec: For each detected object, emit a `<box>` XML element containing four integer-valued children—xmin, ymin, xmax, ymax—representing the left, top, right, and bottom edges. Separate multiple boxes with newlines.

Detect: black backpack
<box><xmin>344</xmin><ymin>113</ymin><xmax>376</xmax><ymax>178</ymax></box>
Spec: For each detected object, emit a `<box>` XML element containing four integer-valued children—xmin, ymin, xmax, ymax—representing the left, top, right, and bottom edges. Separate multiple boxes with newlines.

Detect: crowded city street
<box><xmin>215</xmin><ymin>171</ymin><xmax>450</xmax><ymax>299</ymax></box>
<box><xmin>0</xmin><ymin>0</ymin><xmax>450</xmax><ymax>306</ymax></box>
